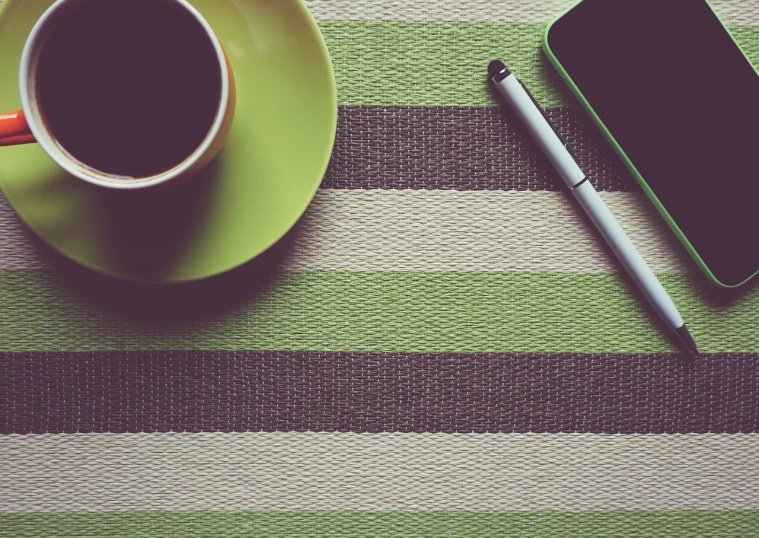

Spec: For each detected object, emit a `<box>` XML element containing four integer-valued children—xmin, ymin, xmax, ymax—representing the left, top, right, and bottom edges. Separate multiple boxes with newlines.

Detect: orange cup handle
<box><xmin>0</xmin><ymin>110</ymin><xmax>35</xmax><ymax>147</ymax></box>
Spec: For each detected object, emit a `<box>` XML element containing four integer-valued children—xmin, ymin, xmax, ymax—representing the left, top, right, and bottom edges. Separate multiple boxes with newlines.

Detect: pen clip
<box><xmin>518</xmin><ymin>80</ymin><xmax>578</xmax><ymax>161</ymax></box>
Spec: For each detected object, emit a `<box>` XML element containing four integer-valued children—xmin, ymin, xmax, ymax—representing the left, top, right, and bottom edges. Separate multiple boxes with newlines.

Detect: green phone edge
<box><xmin>542</xmin><ymin>0</ymin><xmax>759</xmax><ymax>289</ymax></box>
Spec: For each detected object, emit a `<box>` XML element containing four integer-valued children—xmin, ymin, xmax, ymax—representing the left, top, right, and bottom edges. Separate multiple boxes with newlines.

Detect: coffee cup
<box><xmin>0</xmin><ymin>0</ymin><xmax>235</xmax><ymax>189</ymax></box>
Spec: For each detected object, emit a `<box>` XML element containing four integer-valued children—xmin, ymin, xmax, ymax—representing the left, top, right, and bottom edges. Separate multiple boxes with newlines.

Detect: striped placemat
<box><xmin>2</xmin><ymin>0</ymin><xmax>759</xmax><ymax>536</ymax></box>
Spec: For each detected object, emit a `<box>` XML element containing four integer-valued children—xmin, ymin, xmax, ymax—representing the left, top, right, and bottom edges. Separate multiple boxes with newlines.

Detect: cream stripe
<box><xmin>1</xmin><ymin>433</ymin><xmax>758</xmax><ymax>513</ymax></box>
<box><xmin>305</xmin><ymin>0</ymin><xmax>576</xmax><ymax>23</ymax></box>
<box><xmin>305</xmin><ymin>0</ymin><xmax>759</xmax><ymax>26</ymax></box>
<box><xmin>0</xmin><ymin>190</ymin><xmax>690</xmax><ymax>274</ymax></box>
<box><xmin>286</xmin><ymin>190</ymin><xmax>691</xmax><ymax>273</ymax></box>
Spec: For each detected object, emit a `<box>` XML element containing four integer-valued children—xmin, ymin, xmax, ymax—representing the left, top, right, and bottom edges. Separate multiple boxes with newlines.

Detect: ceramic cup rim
<box><xmin>18</xmin><ymin>0</ymin><xmax>231</xmax><ymax>190</ymax></box>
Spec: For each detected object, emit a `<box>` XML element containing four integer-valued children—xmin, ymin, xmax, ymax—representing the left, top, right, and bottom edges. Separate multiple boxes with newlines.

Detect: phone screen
<box><xmin>546</xmin><ymin>0</ymin><xmax>759</xmax><ymax>286</ymax></box>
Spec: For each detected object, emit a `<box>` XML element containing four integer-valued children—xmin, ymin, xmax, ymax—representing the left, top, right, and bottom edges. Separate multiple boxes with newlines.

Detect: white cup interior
<box><xmin>19</xmin><ymin>0</ymin><xmax>231</xmax><ymax>189</ymax></box>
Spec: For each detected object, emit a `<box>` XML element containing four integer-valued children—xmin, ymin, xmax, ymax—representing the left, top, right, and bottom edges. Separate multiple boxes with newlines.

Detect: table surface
<box><xmin>1</xmin><ymin>0</ymin><xmax>759</xmax><ymax>536</ymax></box>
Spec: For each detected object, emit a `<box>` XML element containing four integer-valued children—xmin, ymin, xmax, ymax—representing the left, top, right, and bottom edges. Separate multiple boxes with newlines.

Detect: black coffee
<box><xmin>37</xmin><ymin>0</ymin><xmax>222</xmax><ymax>178</ymax></box>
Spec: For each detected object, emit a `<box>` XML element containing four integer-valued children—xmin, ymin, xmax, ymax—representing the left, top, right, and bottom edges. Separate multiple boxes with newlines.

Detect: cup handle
<box><xmin>0</xmin><ymin>110</ymin><xmax>35</xmax><ymax>147</ymax></box>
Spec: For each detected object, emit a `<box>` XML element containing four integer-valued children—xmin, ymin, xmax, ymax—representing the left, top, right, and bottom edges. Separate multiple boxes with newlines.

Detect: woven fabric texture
<box><xmin>2</xmin><ymin>0</ymin><xmax>759</xmax><ymax>536</ymax></box>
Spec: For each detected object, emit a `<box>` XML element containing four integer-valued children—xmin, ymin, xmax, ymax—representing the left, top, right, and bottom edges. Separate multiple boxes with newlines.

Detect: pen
<box><xmin>488</xmin><ymin>59</ymin><xmax>698</xmax><ymax>353</ymax></box>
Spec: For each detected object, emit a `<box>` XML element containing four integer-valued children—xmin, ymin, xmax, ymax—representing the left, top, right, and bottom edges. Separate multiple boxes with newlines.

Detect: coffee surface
<box><xmin>37</xmin><ymin>0</ymin><xmax>222</xmax><ymax>178</ymax></box>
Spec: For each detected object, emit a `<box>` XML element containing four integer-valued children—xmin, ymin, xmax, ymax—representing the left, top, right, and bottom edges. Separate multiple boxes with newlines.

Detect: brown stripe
<box><xmin>2</xmin><ymin>351</ymin><xmax>757</xmax><ymax>435</ymax></box>
<box><xmin>324</xmin><ymin>106</ymin><xmax>636</xmax><ymax>191</ymax></box>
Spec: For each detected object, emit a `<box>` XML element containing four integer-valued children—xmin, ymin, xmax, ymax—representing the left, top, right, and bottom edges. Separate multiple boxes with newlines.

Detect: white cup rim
<box><xmin>19</xmin><ymin>0</ymin><xmax>231</xmax><ymax>190</ymax></box>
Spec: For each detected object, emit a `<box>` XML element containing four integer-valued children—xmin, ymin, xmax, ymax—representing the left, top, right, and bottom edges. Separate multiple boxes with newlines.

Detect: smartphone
<box><xmin>544</xmin><ymin>0</ymin><xmax>759</xmax><ymax>287</ymax></box>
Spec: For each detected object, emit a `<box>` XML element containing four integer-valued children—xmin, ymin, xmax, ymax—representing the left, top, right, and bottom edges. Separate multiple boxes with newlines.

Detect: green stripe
<box><xmin>1</xmin><ymin>271</ymin><xmax>757</xmax><ymax>353</ymax></box>
<box><xmin>319</xmin><ymin>22</ymin><xmax>759</xmax><ymax>108</ymax></box>
<box><xmin>321</xmin><ymin>21</ymin><xmax>564</xmax><ymax>107</ymax></box>
<box><xmin>2</xmin><ymin>511</ymin><xmax>758</xmax><ymax>537</ymax></box>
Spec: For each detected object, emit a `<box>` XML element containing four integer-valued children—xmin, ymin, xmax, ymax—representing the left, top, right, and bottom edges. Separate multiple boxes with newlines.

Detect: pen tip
<box><xmin>488</xmin><ymin>59</ymin><xmax>508</xmax><ymax>79</ymax></box>
<box><xmin>675</xmin><ymin>324</ymin><xmax>699</xmax><ymax>354</ymax></box>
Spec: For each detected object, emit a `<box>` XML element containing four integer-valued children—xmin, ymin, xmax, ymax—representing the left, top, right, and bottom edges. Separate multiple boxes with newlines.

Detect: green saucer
<box><xmin>0</xmin><ymin>0</ymin><xmax>336</xmax><ymax>282</ymax></box>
